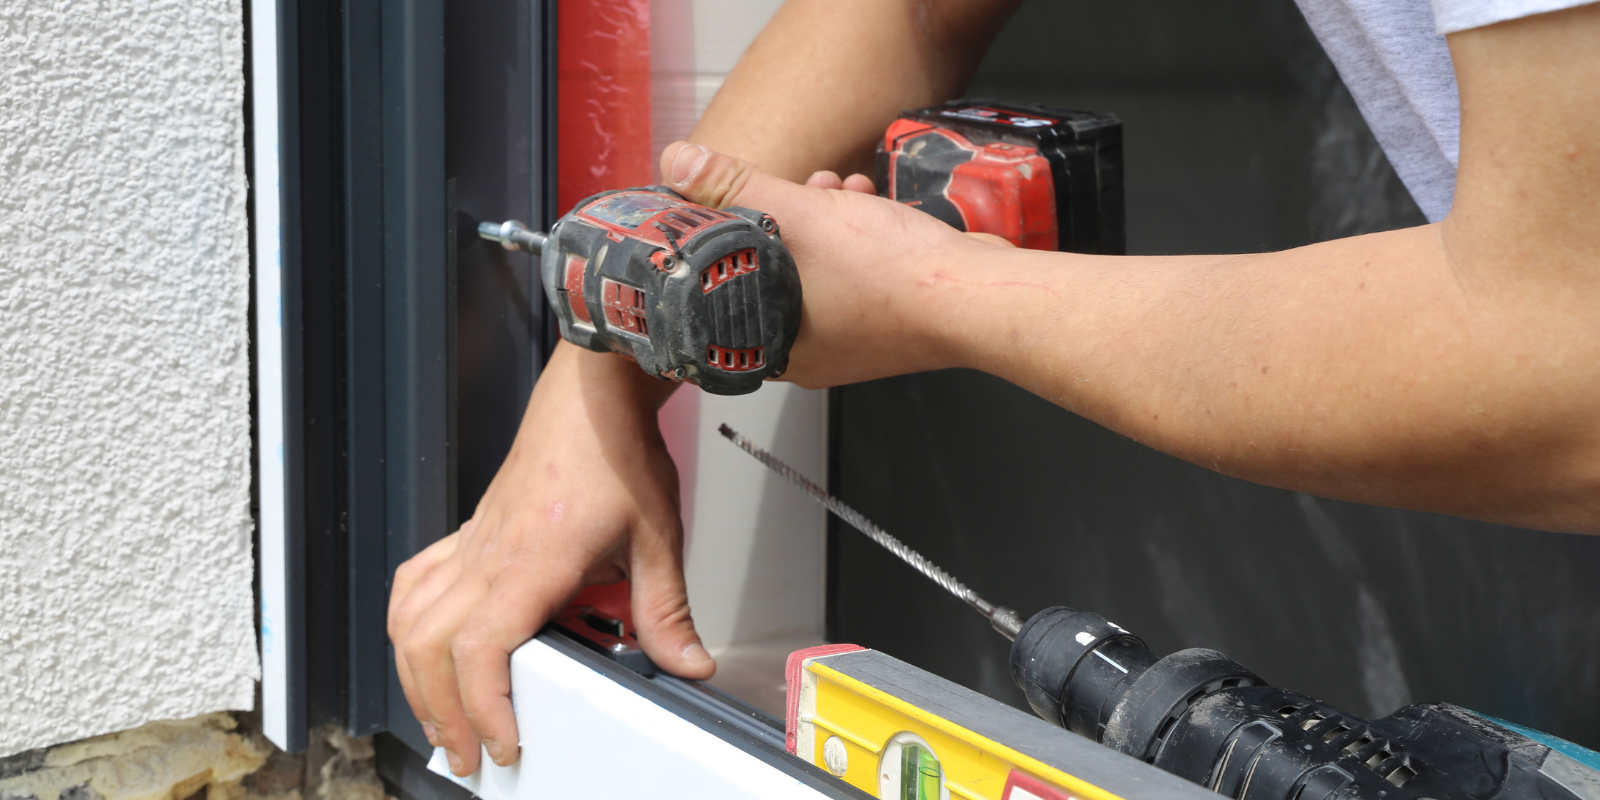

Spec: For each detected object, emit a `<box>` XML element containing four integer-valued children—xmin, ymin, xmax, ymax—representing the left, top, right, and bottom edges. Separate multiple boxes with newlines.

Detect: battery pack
<box><xmin>876</xmin><ymin>100</ymin><xmax>1124</xmax><ymax>255</ymax></box>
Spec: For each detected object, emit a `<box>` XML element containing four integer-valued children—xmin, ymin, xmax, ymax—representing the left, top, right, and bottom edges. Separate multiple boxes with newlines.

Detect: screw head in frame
<box><xmin>498</xmin><ymin>220</ymin><xmax>527</xmax><ymax>250</ymax></box>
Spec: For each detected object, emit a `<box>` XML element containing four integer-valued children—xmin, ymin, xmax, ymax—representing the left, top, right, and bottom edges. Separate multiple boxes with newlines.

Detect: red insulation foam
<box><xmin>558</xmin><ymin>0</ymin><xmax>653</xmax><ymax>212</ymax></box>
<box><xmin>556</xmin><ymin>0</ymin><xmax>654</xmax><ymax>621</ymax></box>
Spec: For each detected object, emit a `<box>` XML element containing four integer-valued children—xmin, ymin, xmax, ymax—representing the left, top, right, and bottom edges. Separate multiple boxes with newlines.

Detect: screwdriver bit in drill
<box><xmin>717</xmin><ymin>423</ymin><xmax>1025</xmax><ymax>639</ymax></box>
<box><xmin>478</xmin><ymin>219</ymin><xmax>548</xmax><ymax>254</ymax></box>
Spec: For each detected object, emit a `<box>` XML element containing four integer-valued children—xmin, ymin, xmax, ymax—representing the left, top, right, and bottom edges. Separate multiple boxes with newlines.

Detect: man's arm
<box><xmin>696</xmin><ymin>0</ymin><xmax>1019</xmax><ymax>179</ymax></box>
<box><xmin>662</xmin><ymin>2</ymin><xmax>1600</xmax><ymax>533</ymax></box>
<box><xmin>387</xmin><ymin>0</ymin><xmax>1022</xmax><ymax>778</ymax></box>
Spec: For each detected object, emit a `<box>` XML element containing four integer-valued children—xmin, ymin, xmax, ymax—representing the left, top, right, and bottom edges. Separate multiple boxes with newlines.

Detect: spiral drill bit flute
<box><xmin>717</xmin><ymin>423</ymin><xmax>1025</xmax><ymax>639</ymax></box>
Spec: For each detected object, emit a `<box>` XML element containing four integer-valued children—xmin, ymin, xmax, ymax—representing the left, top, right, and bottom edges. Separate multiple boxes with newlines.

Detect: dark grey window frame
<box><xmin>253</xmin><ymin>0</ymin><xmax>557</xmax><ymax>767</ymax></box>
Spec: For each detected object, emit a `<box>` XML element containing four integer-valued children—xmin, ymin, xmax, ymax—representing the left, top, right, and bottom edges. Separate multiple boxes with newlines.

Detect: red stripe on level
<box><xmin>785</xmin><ymin>644</ymin><xmax>867</xmax><ymax>755</ymax></box>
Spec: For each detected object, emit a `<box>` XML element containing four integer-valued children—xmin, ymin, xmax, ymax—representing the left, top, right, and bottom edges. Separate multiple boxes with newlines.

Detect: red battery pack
<box><xmin>876</xmin><ymin>100</ymin><xmax>1124</xmax><ymax>255</ymax></box>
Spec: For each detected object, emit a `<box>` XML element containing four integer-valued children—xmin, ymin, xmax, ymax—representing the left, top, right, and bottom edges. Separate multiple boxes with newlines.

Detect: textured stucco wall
<box><xmin>0</xmin><ymin>0</ymin><xmax>257</xmax><ymax>757</ymax></box>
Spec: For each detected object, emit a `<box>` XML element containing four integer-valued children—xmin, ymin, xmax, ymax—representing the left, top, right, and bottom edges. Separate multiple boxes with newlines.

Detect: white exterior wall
<box><xmin>0</xmin><ymin>0</ymin><xmax>257</xmax><ymax>757</ymax></box>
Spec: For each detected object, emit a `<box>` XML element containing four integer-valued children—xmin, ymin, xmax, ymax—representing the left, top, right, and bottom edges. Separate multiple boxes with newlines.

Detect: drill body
<box><xmin>533</xmin><ymin>186</ymin><xmax>801</xmax><ymax>396</ymax></box>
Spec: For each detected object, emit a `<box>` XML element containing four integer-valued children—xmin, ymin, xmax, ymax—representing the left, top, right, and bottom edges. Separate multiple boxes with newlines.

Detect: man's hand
<box><xmin>662</xmin><ymin>141</ymin><xmax>1011</xmax><ymax>389</ymax></box>
<box><xmin>384</xmin><ymin>0</ymin><xmax>1020</xmax><ymax>776</ymax></box>
<box><xmin>387</xmin><ymin>342</ymin><xmax>714</xmax><ymax>776</ymax></box>
<box><xmin>384</xmin><ymin>0</ymin><xmax>1022</xmax><ymax>778</ymax></box>
<box><xmin>383</xmin><ymin>158</ymin><xmax>1006</xmax><ymax>777</ymax></box>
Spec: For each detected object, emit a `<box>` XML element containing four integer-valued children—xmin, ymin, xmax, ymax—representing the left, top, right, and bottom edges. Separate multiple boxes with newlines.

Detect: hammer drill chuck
<box><xmin>1010</xmin><ymin>606</ymin><xmax>1600</xmax><ymax>800</ymax></box>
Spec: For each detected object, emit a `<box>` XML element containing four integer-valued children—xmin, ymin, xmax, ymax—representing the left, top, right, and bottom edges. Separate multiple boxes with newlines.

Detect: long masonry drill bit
<box><xmin>718</xmin><ymin>423</ymin><xmax>1025</xmax><ymax>640</ymax></box>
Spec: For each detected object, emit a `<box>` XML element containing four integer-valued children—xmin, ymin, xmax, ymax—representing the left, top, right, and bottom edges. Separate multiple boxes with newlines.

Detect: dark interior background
<box><xmin>828</xmin><ymin>0</ymin><xmax>1600</xmax><ymax>747</ymax></box>
<box><xmin>447</xmin><ymin>0</ymin><xmax>546</xmax><ymax>529</ymax></box>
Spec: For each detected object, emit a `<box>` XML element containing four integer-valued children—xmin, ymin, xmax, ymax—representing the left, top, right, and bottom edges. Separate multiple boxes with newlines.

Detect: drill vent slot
<box><xmin>1321</xmin><ymin>723</ymin><xmax>1352</xmax><ymax>743</ymax></box>
<box><xmin>701</xmin><ymin>249</ymin><xmax>758</xmax><ymax>293</ymax></box>
<box><xmin>651</xmin><ymin>207</ymin><xmax>724</xmax><ymax>241</ymax></box>
<box><xmin>1385</xmin><ymin>762</ymin><xmax>1418</xmax><ymax>787</ymax></box>
<box><xmin>564</xmin><ymin>255</ymin><xmax>592</xmax><ymax>324</ymax></box>
<box><xmin>1365</xmin><ymin>746</ymin><xmax>1394</xmax><ymax>769</ymax></box>
<box><xmin>706</xmin><ymin>344</ymin><xmax>765</xmax><ymax>372</ymax></box>
<box><xmin>600</xmin><ymin>279</ymin><xmax>649</xmax><ymax>339</ymax></box>
<box><xmin>1343</xmin><ymin>733</ymin><xmax>1376</xmax><ymax>755</ymax></box>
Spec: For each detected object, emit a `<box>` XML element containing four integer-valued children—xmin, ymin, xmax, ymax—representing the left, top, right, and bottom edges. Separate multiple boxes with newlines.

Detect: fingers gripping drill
<box><xmin>480</xmin><ymin>187</ymin><xmax>802</xmax><ymax>396</ymax></box>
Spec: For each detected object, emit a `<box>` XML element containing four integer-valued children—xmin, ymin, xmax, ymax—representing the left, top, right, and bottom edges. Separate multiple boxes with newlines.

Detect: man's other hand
<box><xmin>386</xmin><ymin>343</ymin><xmax>712</xmax><ymax>776</ymax></box>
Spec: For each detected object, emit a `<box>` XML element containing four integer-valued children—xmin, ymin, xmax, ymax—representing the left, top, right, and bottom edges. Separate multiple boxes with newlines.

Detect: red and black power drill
<box><xmin>479</xmin><ymin>101</ymin><xmax>1122</xmax><ymax>396</ymax></box>
<box><xmin>877</xmin><ymin>99</ymin><xmax>1124</xmax><ymax>254</ymax></box>
<box><xmin>480</xmin><ymin>187</ymin><xmax>802</xmax><ymax>396</ymax></box>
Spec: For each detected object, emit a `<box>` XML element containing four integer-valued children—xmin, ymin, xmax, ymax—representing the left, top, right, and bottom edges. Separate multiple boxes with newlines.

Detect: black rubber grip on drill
<box><xmin>1011</xmin><ymin>607</ymin><xmax>1153</xmax><ymax>735</ymax></box>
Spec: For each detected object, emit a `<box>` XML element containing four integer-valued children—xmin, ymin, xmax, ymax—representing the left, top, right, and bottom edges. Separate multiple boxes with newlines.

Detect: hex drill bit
<box><xmin>717</xmin><ymin>423</ymin><xmax>1024</xmax><ymax>640</ymax></box>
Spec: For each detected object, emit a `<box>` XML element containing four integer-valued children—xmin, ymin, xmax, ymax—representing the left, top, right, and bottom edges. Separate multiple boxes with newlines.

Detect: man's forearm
<box><xmin>902</xmin><ymin>224</ymin><xmax>1600</xmax><ymax>532</ymax></box>
<box><xmin>547</xmin><ymin>340</ymin><xmax>681</xmax><ymax>419</ymax></box>
<box><xmin>660</xmin><ymin>2</ymin><xmax>1600</xmax><ymax>533</ymax></box>
<box><xmin>691</xmin><ymin>0</ymin><xmax>1020</xmax><ymax>181</ymax></box>
<box><xmin>908</xmin><ymin>7</ymin><xmax>1600</xmax><ymax>533</ymax></box>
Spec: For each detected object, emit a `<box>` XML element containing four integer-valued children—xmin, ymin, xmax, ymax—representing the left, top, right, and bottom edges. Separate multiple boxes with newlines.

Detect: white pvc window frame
<box><xmin>429</xmin><ymin>638</ymin><xmax>830</xmax><ymax>799</ymax></box>
<box><xmin>248</xmin><ymin>0</ymin><xmax>291</xmax><ymax>750</ymax></box>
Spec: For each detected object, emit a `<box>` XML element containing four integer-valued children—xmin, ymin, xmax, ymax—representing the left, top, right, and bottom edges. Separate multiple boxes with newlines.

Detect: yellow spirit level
<box><xmin>785</xmin><ymin>645</ymin><xmax>1215</xmax><ymax>800</ymax></box>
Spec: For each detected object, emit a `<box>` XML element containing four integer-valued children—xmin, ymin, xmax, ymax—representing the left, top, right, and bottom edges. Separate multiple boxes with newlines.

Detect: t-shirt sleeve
<box><xmin>1429</xmin><ymin>0</ymin><xmax>1598</xmax><ymax>33</ymax></box>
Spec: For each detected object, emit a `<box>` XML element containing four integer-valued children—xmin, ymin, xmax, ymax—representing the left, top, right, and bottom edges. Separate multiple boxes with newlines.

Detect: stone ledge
<box><xmin>0</xmin><ymin>715</ymin><xmax>385</xmax><ymax>800</ymax></box>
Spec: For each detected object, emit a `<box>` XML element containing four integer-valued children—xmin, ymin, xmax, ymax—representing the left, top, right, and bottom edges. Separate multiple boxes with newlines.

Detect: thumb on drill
<box><xmin>661</xmin><ymin>141</ymin><xmax>794</xmax><ymax>216</ymax></box>
<box><xmin>629</xmin><ymin>525</ymin><xmax>716</xmax><ymax>680</ymax></box>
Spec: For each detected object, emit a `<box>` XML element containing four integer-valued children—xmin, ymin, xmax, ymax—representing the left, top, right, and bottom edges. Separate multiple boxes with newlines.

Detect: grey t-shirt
<box><xmin>1291</xmin><ymin>0</ymin><xmax>1594</xmax><ymax>222</ymax></box>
